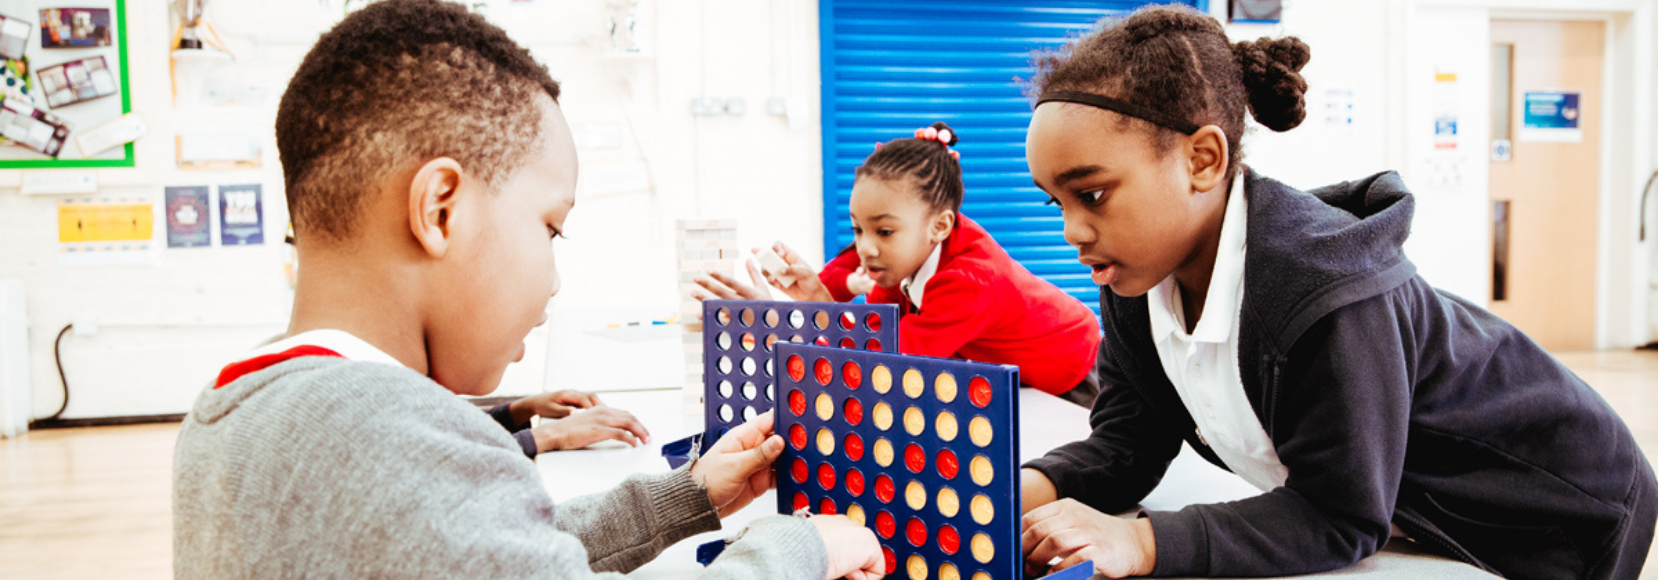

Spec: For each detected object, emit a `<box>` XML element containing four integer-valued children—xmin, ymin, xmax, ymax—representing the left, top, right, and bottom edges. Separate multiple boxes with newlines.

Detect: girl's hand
<box><xmin>763</xmin><ymin>242</ymin><xmax>835</xmax><ymax>303</ymax></box>
<box><xmin>845</xmin><ymin>266</ymin><xmax>875</xmax><ymax>297</ymax></box>
<box><xmin>691</xmin><ymin>411</ymin><xmax>784</xmax><ymax>518</ymax></box>
<box><xmin>1020</xmin><ymin>498</ymin><xmax>1156</xmax><ymax>579</ymax></box>
<box><xmin>809</xmin><ymin>514</ymin><xmax>886</xmax><ymax>580</ymax></box>
<box><xmin>693</xmin><ymin>259</ymin><xmax>774</xmax><ymax>301</ymax></box>
<box><xmin>1020</xmin><ymin>468</ymin><xmax>1059</xmax><ymax>515</ymax></box>
<box><xmin>530</xmin><ymin>406</ymin><xmax>651</xmax><ymax>451</ymax></box>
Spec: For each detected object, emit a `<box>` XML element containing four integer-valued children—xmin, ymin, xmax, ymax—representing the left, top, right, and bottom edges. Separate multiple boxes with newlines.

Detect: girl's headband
<box><xmin>1035</xmin><ymin>90</ymin><xmax>1201</xmax><ymax>135</ymax></box>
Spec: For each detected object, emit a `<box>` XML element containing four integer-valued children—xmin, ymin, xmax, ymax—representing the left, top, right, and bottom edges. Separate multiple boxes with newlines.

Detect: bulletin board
<box><xmin>0</xmin><ymin>0</ymin><xmax>132</xmax><ymax>168</ymax></box>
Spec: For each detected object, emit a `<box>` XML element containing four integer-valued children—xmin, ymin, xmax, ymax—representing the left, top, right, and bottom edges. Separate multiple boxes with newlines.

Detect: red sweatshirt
<box><xmin>818</xmin><ymin>216</ymin><xmax>1100</xmax><ymax>394</ymax></box>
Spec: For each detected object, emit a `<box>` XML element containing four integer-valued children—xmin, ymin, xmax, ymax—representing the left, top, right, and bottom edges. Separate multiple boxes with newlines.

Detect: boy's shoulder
<box><xmin>188</xmin><ymin>356</ymin><xmax>458</xmax><ymax>427</ymax></box>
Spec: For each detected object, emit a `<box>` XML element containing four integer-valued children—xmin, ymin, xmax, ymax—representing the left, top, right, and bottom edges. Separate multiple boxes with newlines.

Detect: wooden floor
<box><xmin>3</xmin><ymin>350</ymin><xmax>1656</xmax><ymax>579</ymax></box>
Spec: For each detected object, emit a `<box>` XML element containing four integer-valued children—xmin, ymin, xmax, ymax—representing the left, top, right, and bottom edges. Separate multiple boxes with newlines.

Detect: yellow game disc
<box><xmin>939</xmin><ymin>563</ymin><xmax>960</xmax><ymax>580</ymax></box>
<box><xmin>937</xmin><ymin>487</ymin><xmax>960</xmax><ymax>518</ymax></box>
<box><xmin>903</xmin><ymin>406</ymin><xmax>926</xmax><ymax>436</ymax></box>
<box><xmin>969</xmin><ymin>416</ymin><xmax>993</xmax><ymax>447</ymax></box>
<box><xmin>970</xmin><ymin>494</ymin><xmax>994</xmax><ymax>525</ymax></box>
<box><xmin>816</xmin><ymin>393</ymin><xmax>834</xmax><ymax>421</ymax></box>
<box><xmin>903</xmin><ymin>368</ymin><xmax>925</xmax><ymax>399</ymax></box>
<box><xmin>971</xmin><ymin>572</ymin><xmax>991</xmax><ymax>580</ymax></box>
<box><xmin>873</xmin><ymin>402</ymin><xmax>894</xmax><ymax>431</ymax></box>
<box><xmin>873</xmin><ymin>438</ymin><xmax>895</xmax><ymax>467</ymax></box>
<box><xmin>872</xmin><ymin>365</ymin><xmax>893</xmax><ymax>394</ymax></box>
<box><xmin>970</xmin><ymin>455</ymin><xmax>993</xmax><ymax>486</ymax></box>
<box><xmin>817</xmin><ymin>428</ymin><xmax>835</xmax><ymax>456</ymax></box>
<box><xmin>971</xmin><ymin>533</ymin><xmax>994</xmax><ymax>564</ymax></box>
<box><xmin>935</xmin><ymin>411</ymin><xmax>958</xmax><ymax>442</ymax></box>
<box><xmin>905</xmin><ymin>480</ymin><xmax>927</xmax><ymax>510</ymax></box>
<box><xmin>907</xmin><ymin>555</ymin><xmax>929</xmax><ymax>580</ymax></box>
<box><xmin>846</xmin><ymin>503</ymin><xmax>866</xmax><ymax>526</ymax></box>
<box><xmin>935</xmin><ymin>372</ymin><xmax>958</xmax><ymax>403</ymax></box>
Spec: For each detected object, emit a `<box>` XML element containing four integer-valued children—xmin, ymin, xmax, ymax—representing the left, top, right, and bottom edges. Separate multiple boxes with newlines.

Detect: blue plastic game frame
<box><xmin>701</xmin><ymin>299</ymin><xmax>898</xmax><ymax>435</ymax></box>
<box><xmin>775</xmin><ymin>342</ymin><xmax>1024</xmax><ymax>580</ymax></box>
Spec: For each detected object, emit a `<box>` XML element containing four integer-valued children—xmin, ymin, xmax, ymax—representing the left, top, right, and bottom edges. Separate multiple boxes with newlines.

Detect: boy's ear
<box><xmin>929</xmin><ymin>209</ymin><xmax>956</xmax><ymax>244</ymax></box>
<box><xmin>1186</xmin><ymin>125</ymin><xmax>1229</xmax><ymax>193</ymax></box>
<box><xmin>408</xmin><ymin>157</ymin><xmax>466</xmax><ymax>258</ymax></box>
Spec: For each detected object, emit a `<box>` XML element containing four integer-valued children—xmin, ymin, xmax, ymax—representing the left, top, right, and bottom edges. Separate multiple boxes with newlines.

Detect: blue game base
<box><xmin>697</xmin><ymin>539</ymin><xmax>1095</xmax><ymax>580</ymax></box>
<box><xmin>660</xmin><ymin>428</ymin><xmax>727</xmax><ymax>469</ymax></box>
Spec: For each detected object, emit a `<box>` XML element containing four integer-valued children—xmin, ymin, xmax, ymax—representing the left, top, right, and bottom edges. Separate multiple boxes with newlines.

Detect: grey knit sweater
<box><xmin>173</xmin><ymin>357</ymin><xmax>828</xmax><ymax>579</ymax></box>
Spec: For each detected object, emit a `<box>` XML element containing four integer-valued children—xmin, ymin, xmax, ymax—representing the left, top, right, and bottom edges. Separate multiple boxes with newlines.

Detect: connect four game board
<box><xmin>701</xmin><ymin>299</ymin><xmax>898</xmax><ymax>434</ymax></box>
<box><xmin>774</xmin><ymin>342</ymin><xmax>1063</xmax><ymax>580</ymax></box>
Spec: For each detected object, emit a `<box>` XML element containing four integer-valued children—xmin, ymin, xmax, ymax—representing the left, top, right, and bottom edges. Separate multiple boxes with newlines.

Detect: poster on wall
<box><xmin>0</xmin><ymin>0</ymin><xmax>133</xmax><ymax>167</ymax></box>
<box><xmin>1519</xmin><ymin>90</ymin><xmax>1582</xmax><ymax>143</ymax></box>
<box><xmin>165</xmin><ymin>185</ymin><xmax>211</xmax><ymax>248</ymax></box>
<box><xmin>1432</xmin><ymin>72</ymin><xmax>1458</xmax><ymax>150</ymax></box>
<box><xmin>56</xmin><ymin>196</ymin><xmax>156</xmax><ymax>266</ymax></box>
<box><xmin>218</xmin><ymin>183</ymin><xmax>264</xmax><ymax>246</ymax></box>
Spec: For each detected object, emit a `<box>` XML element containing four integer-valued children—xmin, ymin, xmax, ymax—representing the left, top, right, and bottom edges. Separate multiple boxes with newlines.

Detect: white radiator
<box><xmin>0</xmin><ymin>279</ymin><xmax>31</xmax><ymax>438</ymax></box>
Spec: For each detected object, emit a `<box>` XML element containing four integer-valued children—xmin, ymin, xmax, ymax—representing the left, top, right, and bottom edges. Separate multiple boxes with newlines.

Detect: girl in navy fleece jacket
<box><xmin>1017</xmin><ymin>6</ymin><xmax>1655</xmax><ymax>580</ymax></box>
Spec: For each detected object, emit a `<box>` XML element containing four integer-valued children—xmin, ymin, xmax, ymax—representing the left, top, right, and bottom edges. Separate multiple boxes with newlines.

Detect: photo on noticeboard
<box><xmin>38</xmin><ymin>55</ymin><xmax>117</xmax><ymax>108</ymax></box>
<box><xmin>39</xmin><ymin>8</ymin><xmax>112</xmax><ymax>48</ymax></box>
<box><xmin>0</xmin><ymin>14</ymin><xmax>31</xmax><ymax>60</ymax></box>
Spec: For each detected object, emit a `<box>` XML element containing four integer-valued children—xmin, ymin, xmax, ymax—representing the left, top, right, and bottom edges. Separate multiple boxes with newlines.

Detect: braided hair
<box><xmin>1028</xmin><ymin>5</ymin><xmax>1310</xmax><ymax>179</ymax></box>
<box><xmin>856</xmin><ymin>121</ymin><xmax>965</xmax><ymax>215</ymax></box>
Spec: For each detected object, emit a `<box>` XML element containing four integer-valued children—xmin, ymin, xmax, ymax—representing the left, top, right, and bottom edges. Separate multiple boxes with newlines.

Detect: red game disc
<box><xmin>876</xmin><ymin>511</ymin><xmax>896</xmax><ymax>538</ymax></box>
<box><xmin>866</xmin><ymin>312</ymin><xmax>883</xmax><ymax>332</ymax></box>
<box><xmin>882</xmin><ymin>546</ymin><xmax>896</xmax><ymax>574</ymax></box>
<box><xmin>819</xmin><ymin>497</ymin><xmax>837</xmax><ymax>515</ymax></box>
<box><xmin>938</xmin><ymin>525</ymin><xmax>960</xmax><ymax>555</ymax></box>
<box><xmin>787</xmin><ymin>355</ymin><xmax>805</xmax><ymax>382</ymax></box>
<box><xmin>788</xmin><ymin>389</ymin><xmax>806</xmax><ymax>416</ymax></box>
<box><xmin>790</xmin><ymin>457</ymin><xmax>808</xmax><ymax>483</ymax></box>
<box><xmin>815</xmin><ymin>336</ymin><xmax>830</xmax><ymax>346</ymax></box>
<box><xmin>937</xmin><ymin>449</ymin><xmax>959</xmax><ymax>479</ymax></box>
<box><xmin>818</xmin><ymin>463</ymin><xmax>837</xmax><ymax>490</ymax></box>
<box><xmin>866</xmin><ymin>338</ymin><xmax>882</xmax><ymax>351</ymax></box>
<box><xmin>904</xmin><ymin>443</ymin><xmax>926</xmax><ymax>474</ymax></box>
<box><xmin>814</xmin><ymin>358</ymin><xmax>833</xmax><ymax>385</ymax></box>
<box><xmin>789</xmin><ymin>423</ymin><xmax>807</xmax><ymax>450</ymax></box>
<box><xmin>843</xmin><ymin>362</ymin><xmax>863</xmax><ymax>389</ymax></box>
<box><xmin>840</xmin><ymin>337</ymin><xmax>856</xmax><ymax>349</ymax></box>
<box><xmin>906</xmin><ymin>517</ymin><xmax>928</xmax><ymax>547</ymax></box>
<box><xmin>844</xmin><ymin>397</ymin><xmax>865</xmax><ymax>426</ymax></box>
<box><xmin>875</xmin><ymin>474</ymin><xmax>896</xmax><ymax>503</ymax></box>
<box><xmin>845</xmin><ymin>432</ymin><xmax>865</xmax><ymax>461</ymax></box>
<box><xmin>793</xmin><ymin>491</ymin><xmax>808</xmax><ymax>512</ymax></box>
<box><xmin>969</xmin><ymin>376</ymin><xmax>992</xmax><ymax>407</ymax></box>
<box><xmin>846</xmin><ymin>468</ymin><xmax>866</xmax><ymax>496</ymax></box>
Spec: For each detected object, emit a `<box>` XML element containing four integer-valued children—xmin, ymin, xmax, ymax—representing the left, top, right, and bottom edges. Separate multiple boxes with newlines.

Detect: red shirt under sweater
<box><xmin>819</xmin><ymin>215</ymin><xmax>1100</xmax><ymax>394</ymax></box>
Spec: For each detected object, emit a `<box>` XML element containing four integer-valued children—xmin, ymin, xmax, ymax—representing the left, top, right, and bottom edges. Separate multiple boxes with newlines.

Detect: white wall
<box><xmin>0</xmin><ymin>0</ymin><xmax>826</xmax><ymax>420</ymax></box>
<box><xmin>0</xmin><ymin>0</ymin><xmax>1650</xmax><ymax>421</ymax></box>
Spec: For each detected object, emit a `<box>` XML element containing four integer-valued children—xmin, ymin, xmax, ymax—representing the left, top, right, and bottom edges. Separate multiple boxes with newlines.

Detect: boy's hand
<box><xmin>530</xmin><ymin>407</ymin><xmax>651</xmax><ymax>451</ymax></box>
<box><xmin>509</xmin><ymin>389</ymin><xmax>602</xmax><ymax>425</ymax></box>
<box><xmin>809</xmin><ymin>514</ymin><xmax>885</xmax><ymax>580</ymax></box>
<box><xmin>691</xmin><ymin>411</ymin><xmax>784</xmax><ymax>518</ymax></box>
<box><xmin>1020</xmin><ymin>498</ymin><xmax>1156</xmax><ymax>579</ymax></box>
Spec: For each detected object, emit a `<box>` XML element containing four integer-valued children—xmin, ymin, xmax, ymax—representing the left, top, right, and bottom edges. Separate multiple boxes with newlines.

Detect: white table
<box><xmin>536</xmin><ymin>389</ymin><xmax>1496</xmax><ymax>579</ymax></box>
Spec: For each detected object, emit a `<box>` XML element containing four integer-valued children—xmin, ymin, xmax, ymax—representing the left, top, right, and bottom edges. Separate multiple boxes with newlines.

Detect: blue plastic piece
<box><xmin>701</xmin><ymin>299</ymin><xmax>898</xmax><ymax>436</ymax></box>
<box><xmin>775</xmin><ymin>342</ymin><xmax>1021</xmax><ymax>580</ymax></box>
<box><xmin>695</xmin><ymin>539</ymin><xmax>728</xmax><ymax>566</ymax></box>
<box><xmin>1033</xmin><ymin>560</ymin><xmax>1096</xmax><ymax>579</ymax></box>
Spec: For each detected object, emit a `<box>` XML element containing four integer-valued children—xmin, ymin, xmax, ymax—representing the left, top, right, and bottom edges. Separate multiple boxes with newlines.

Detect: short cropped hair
<box><xmin>275</xmin><ymin>0</ymin><xmax>561</xmax><ymax>242</ymax></box>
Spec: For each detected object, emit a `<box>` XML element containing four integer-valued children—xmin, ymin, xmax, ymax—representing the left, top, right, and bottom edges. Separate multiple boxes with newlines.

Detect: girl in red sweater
<box><xmin>696</xmin><ymin>123</ymin><xmax>1102</xmax><ymax>404</ymax></box>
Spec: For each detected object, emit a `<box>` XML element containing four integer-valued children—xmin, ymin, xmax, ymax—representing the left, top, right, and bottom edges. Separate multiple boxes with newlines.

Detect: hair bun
<box><xmin>1232</xmin><ymin>36</ymin><xmax>1310</xmax><ymax>132</ymax></box>
<box><xmin>928</xmin><ymin>121</ymin><xmax>961</xmax><ymax>146</ymax></box>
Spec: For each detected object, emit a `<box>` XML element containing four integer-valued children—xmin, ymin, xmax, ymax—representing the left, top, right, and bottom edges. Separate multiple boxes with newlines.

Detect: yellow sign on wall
<box><xmin>58</xmin><ymin>201</ymin><xmax>154</xmax><ymax>243</ymax></box>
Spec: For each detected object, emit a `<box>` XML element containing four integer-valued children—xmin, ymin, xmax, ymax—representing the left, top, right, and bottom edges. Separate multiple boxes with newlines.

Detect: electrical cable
<box><xmin>29</xmin><ymin>324</ymin><xmax>74</xmax><ymax>426</ymax></box>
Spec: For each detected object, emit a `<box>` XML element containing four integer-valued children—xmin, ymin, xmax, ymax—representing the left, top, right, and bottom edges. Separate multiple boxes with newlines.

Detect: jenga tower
<box><xmin>674</xmin><ymin>219</ymin><xmax>738</xmax><ymax>416</ymax></box>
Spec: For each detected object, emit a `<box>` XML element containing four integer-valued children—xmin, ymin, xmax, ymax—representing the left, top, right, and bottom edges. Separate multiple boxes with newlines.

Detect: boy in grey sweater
<box><xmin>171</xmin><ymin>1</ymin><xmax>884</xmax><ymax>578</ymax></box>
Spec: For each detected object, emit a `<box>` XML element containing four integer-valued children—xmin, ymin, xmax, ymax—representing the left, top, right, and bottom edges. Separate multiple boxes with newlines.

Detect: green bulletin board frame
<box><xmin>0</xmin><ymin>0</ymin><xmax>134</xmax><ymax>169</ymax></box>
